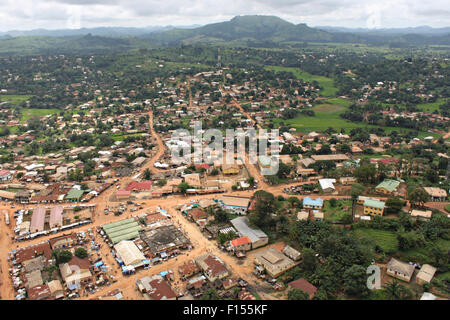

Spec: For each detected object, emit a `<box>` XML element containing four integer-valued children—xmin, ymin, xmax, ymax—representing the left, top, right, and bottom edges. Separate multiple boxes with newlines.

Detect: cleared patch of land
<box><xmin>416</xmin><ymin>98</ymin><xmax>448</xmax><ymax>112</ymax></box>
<box><xmin>273</xmin><ymin>98</ymin><xmax>440</xmax><ymax>138</ymax></box>
<box><xmin>353</xmin><ymin>228</ymin><xmax>399</xmax><ymax>253</ymax></box>
<box><xmin>21</xmin><ymin>108</ymin><xmax>60</xmax><ymax>122</ymax></box>
<box><xmin>112</xmin><ymin>133</ymin><xmax>144</xmax><ymax>141</ymax></box>
<box><xmin>265</xmin><ymin>65</ymin><xmax>338</xmax><ymax>97</ymax></box>
<box><xmin>0</xmin><ymin>94</ymin><xmax>33</xmax><ymax>105</ymax></box>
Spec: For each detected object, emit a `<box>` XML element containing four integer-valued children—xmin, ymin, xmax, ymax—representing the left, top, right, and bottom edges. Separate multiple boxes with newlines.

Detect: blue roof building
<box><xmin>303</xmin><ymin>197</ymin><xmax>324</xmax><ymax>209</ymax></box>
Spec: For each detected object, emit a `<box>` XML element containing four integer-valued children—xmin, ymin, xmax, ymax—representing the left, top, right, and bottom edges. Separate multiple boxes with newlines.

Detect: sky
<box><xmin>0</xmin><ymin>0</ymin><xmax>449</xmax><ymax>32</ymax></box>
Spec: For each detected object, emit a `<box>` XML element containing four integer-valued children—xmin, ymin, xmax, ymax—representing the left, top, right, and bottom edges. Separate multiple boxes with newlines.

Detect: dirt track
<box><xmin>1</xmin><ymin>101</ymin><xmax>448</xmax><ymax>300</ymax></box>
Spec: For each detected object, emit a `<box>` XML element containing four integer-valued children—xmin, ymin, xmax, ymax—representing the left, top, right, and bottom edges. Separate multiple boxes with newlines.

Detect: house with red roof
<box><xmin>30</xmin><ymin>207</ymin><xmax>46</xmax><ymax>233</ymax></box>
<box><xmin>116</xmin><ymin>190</ymin><xmax>131</xmax><ymax>200</ymax></box>
<box><xmin>370</xmin><ymin>158</ymin><xmax>400</xmax><ymax>165</ymax></box>
<box><xmin>288</xmin><ymin>278</ymin><xmax>318</xmax><ymax>299</ymax></box>
<box><xmin>125</xmin><ymin>180</ymin><xmax>153</xmax><ymax>192</ymax></box>
<box><xmin>49</xmin><ymin>206</ymin><xmax>63</xmax><ymax>228</ymax></box>
<box><xmin>195</xmin><ymin>163</ymin><xmax>210</xmax><ymax>171</ymax></box>
<box><xmin>0</xmin><ymin>169</ymin><xmax>12</xmax><ymax>181</ymax></box>
<box><xmin>188</xmin><ymin>208</ymin><xmax>207</xmax><ymax>222</ymax></box>
<box><xmin>230</xmin><ymin>236</ymin><xmax>252</xmax><ymax>252</ymax></box>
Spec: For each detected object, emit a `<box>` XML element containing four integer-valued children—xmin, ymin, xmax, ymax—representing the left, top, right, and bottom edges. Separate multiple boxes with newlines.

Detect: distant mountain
<box><xmin>144</xmin><ymin>15</ymin><xmax>340</xmax><ymax>44</ymax></box>
<box><xmin>316</xmin><ymin>26</ymin><xmax>450</xmax><ymax>35</ymax></box>
<box><xmin>0</xmin><ymin>16</ymin><xmax>448</xmax><ymax>56</ymax></box>
<box><xmin>144</xmin><ymin>15</ymin><xmax>450</xmax><ymax>46</ymax></box>
<box><xmin>0</xmin><ymin>25</ymin><xmax>200</xmax><ymax>38</ymax></box>
<box><xmin>0</xmin><ymin>34</ymin><xmax>154</xmax><ymax>56</ymax></box>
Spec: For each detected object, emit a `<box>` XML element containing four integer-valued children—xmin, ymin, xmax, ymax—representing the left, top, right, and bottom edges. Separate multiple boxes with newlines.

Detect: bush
<box><xmin>287</xmin><ymin>289</ymin><xmax>309</xmax><ymax>300</ymax></box>
<box><xmin>52</xmin><ymin>250</ymin><xmax>73</xmax><ymax>265</ymax></box>
<box><xmin>75</xmin><ymin>247</ymin><xmax>88</xmax><ymax>259</ymax></box>
<box><xmin>329</xmin><ymin>198</ymin><xmax>338</xmax><ymax>207</ymax></box>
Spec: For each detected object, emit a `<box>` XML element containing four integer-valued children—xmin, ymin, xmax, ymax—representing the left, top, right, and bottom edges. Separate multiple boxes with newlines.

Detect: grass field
<box><xmin>273</xmin><ymin>97</ymin><xmax>441</xmax><ymax>138</ymax></box>
<box><xmin>401</xmin><ymin>239</ymin><xmax>450</xmax><ymax>264</ymax></box>
<box><xmin>323</xmin><ymin>199</ymin><xmax>352</xmax><ymax>223</ymax></box>
<box><xmin>9</xmin><ymin>126</ymin><xmax>20</xmax><ymax>134</ymax></box>
<box><xmin>21</xmin><ymin>108</ymin><xmax>60</xmax><ymax>121</ymax></box>
<box><xmin>382</xmin><ymin>98</ymin><xmax>448</xmax><ymax>113</ymax></box>
<box><xmin>0</xmin><ymin>94</ymin><xmax>33</xmax><ymax>105</ymax></box>
<box><xmin>416</xmin><ymin>98</ymin><xmax>448</xmax><ymax>112</ymax></box>
<box><xmin>112</xmin><ymin>133</ymin><xmax>144</xmax><ymax>141</ymax></box>
<box><xmin>265</xmin><ymin>65</ymin><xmax>338</xmax><ymax>97</ymax></box>
<box><xmin>353</xmin><ymin>228</ymin><xmax>399</xmax><ymax>253</ymax></box>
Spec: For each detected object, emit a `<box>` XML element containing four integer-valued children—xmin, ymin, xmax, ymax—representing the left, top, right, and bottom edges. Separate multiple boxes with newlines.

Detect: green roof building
<box><xmin>375</xmin><ymin>179</ymin><xmax>400</xmax><ymax>194</ymax></box>
<box><xmin>102</xmin><ymin>218</ymin><xmax>142</xmax><ymax>244</ymax></box>
<box><xmin>363</xmin><ymin>199</ymin><xmax>385</xmax><ymax>216</ymax></box>
<box><xmin>65</xmin><ymin>188</ymin><xmax>85</xmax><ymax>201</ymax></box>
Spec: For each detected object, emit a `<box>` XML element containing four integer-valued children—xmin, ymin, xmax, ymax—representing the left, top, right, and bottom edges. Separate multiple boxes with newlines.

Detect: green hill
<box><xmin>145</xmin><ymin>15</ymin><xmax>449</xmax><ymax>46</ymax></box>
<box><xmin>146</xmin><ymin>15</ymin><xmax>336</xmax><ymax>44</ymax></box>
<box><xmin>0</xmin><ymin>34</ymin><xmax>154</xmax><ymax>56</ymax></box>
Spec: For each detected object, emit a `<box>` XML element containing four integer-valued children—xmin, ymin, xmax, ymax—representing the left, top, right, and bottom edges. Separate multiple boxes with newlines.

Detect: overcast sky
<box><xmin>0</xmin><ymin>0</ymin><xmax>449</xmax><ymax>32</ymax></box>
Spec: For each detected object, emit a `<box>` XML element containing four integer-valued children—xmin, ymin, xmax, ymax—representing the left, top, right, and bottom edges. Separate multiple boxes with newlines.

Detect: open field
<box><xmin>273</xmin><ymin>98</ymin><xmax>441</xmax><ymax>138</ymax></box>
<box><xmin>353</xmin><ymin>228</ymin><xmax>399</xmax><ymax>253</ymax></box>
<box><xmin>265</xmin><ymin>65</ymin><xmax>338</xmax><ymax>97</ymax></box>
<box><xmin>323</xmin><ymin>199</ymin><xmax>352</xmax><ymax>223</ymax></box>
<box><xmin>383</xmin><ymin>98</ymin><xmax>448</xmax><ymax>113</ymax></box>
<box><xmin>21</xmin><ymin>108</ymin><xmax>60</xmax><ymax>121</ymax></box>
<box><xmin>112</xmin><ymin>133</ymin><xmax>144</xmax><ymax>141</ymax></box>
<box><xmin>0</xmin><ymin>94</ymin><xmax>33</xmax><ymax>105</ymax></box>
<box><xmin>416</xmin><ymin>98</ymin><xmax>448</xmax><ymax>112</ymax></box>
<box><xmin>401</xmin><ymin>239</ymin><xmax>450</xmax><ymax>264</ymax></box>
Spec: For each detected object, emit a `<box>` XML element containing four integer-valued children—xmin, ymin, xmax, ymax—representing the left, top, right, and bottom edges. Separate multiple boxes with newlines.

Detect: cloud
<box><xmin>0</xmin><ymin>0</ymin><xmax>448</xmax><ymax>31</ymax></box>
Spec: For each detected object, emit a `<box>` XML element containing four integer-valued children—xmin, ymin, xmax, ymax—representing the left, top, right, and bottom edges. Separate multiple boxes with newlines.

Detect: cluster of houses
<box><xmin>386</xmin><ymin>257</ymin><xmax>437</xmax><ymax>286</ymax></box>
<box><xmin>0</xmin><ymin>181</ymin><xmax>113</xmax><ymax>204</ymax></box>
<box><xmin>13</xmin><ymin>205</ymin><xmax>94</xmax><ymax>241</ymax></box>
<box><xmin>98</xmin><ymin>209</ymin><xmax>191</xmax><ymax>275</ymax></box>
<box><xmin>10</xmin><ymin>230</ymin><xmax>113</xmax><ymax>300</ymax></box>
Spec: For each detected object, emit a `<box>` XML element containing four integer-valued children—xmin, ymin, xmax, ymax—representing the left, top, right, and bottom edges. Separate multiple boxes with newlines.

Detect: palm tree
<box><xmin>383</xmin><ymin>280</ymin><xmax>412</xmax><ymax>300</ymax></box>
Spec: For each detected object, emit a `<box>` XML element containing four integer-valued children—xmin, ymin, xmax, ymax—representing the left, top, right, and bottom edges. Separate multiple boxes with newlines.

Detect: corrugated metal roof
<box><xmin>230</xmin><ymin>217</ymin><xmax>268</xmax><ymax>243</ymax></box>
<box><xmin>30</xmin><ymin>207</ymin><xmax>46</xmax><ymax>232</ymax></box>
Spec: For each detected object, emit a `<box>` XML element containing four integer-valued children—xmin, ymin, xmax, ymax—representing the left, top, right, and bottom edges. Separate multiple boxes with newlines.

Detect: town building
<box><xmin>423</xmin><ymin>187</ymin><xmax>447</xmax><ymax>202</ymax></box>
<box><xmin>410</xmin><ymin>209</ymin><xmax>433</xmax><ymax>221</ymax></box>
<box><xmin>49</xmin><ymin>234</ymin><xmax>76</xmax><ymax>250</ymax></box>
<box><xmin>140</xmin><ymin>224</ymin><xmax>190</xmax><ymax>257</ymax></box>
<box><xmin>416</xmin><ymin>264</ymin><xmax>437</xmax><ymax>285</ymax></box>
<box><xmin>136</xmin><ymin>275</ymin><xmax>177</xmax><ymax>300</ymax></box>
<box><xmin>363</xmin><ymin>199</ymin><xmax>385</xmax><ymax>216</ymax></box>
<box><xmin>114</xmin><ymin>240</ymin><xmax>147</xmax><ymax>266</ymax></box>
<box><xmin>178</xmin><ymin>260</ymin><xmax>201</xmax><ymax>279</ymax></box>
<box><xmin>230</xmin><ymin>236</ymin><xmax>252</xmax><ymax>252</ymax></box>
<box><xmin>30</xmin><ymin>207</ymin><xmax>46</xmax><ymax>233</ymax></box>
<box><xmin>375</xmin><ymin>179</ymin><xmax>400</xmax><ymax>194</ymax></box>
<box><xmin>253</xmin><ymin>248</ymin><xmax>296</xmax><ymax>278</ymax></box>
<box><xmin>302</xmin><ymin>197</ymin><xmax>323</xmax><ymax>210</ymax></box>
<box><xmin>59</xmin><ymin>256</ymin><xmax>92</xmax><ymax>288</ymax></box>
<box><xmin>386</xmin><ymin>258</ymin><xmax>415</xmax><ymax>282</ymax></box>
<box><xmin>219</xmin><ymin>196</ymin><xmax>251</xmax><ymax>215</ymax></box>
<box><xmin>195</xmin><ymin>254</ymin><xmax>229</xmax><ymax>282</ymax></box>
<box><xmin>283</xmin><ymin>245</ymin><xmax>301</xmax><ymax>261</ymax></box>
<box><xmin>339</xmin><ymin>177</ymin><xmax>357</xmax><ymax>185</ymax></box>
<box><xmin>230</xmin><ymin>216</ymin><xmax>268</xmax><ymax>249</ymax></box>
<box><xmin>288</xmin><ymin>278</ymin><xmax>317</xmax><ymax>299</ymax></box>
<box><xmin>49</xmin><ymin>206</ymin><xmax>63</xmax><ymax>228</ymax></box>
<box><xmin>319</xmin><ymin>178</ymin><xmax>336</xmax><ymax>193</ymax></box>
